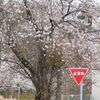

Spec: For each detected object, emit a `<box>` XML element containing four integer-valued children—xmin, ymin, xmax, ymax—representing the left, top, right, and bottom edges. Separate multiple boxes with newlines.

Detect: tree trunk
<box><xmin>34</xmin><ymin>83</ymin><xmax>50</xmax><ymax>100</ymax></box>
<box><xmin>56</xmin><ymin>71</ymin><xmax>62</xmax><ymax>100</ymax></box>
<box><xmin>34</xmin><ymin>48</ymin><xmax>50</xmax><ymax>100</ymax></box>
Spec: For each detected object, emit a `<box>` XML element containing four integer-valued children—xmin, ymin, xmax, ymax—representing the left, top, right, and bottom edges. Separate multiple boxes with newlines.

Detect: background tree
<box><xmin>1</xmin><ymin>0</ymin><xmax>100</xmax><ymax>100</ymax></box>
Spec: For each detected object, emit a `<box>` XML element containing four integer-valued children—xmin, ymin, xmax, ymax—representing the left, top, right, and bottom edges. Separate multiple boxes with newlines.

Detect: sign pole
<box><xmin>80</xmin><ymin>82</ymin><xmax>83</xmax><ymax>100</ymax></box>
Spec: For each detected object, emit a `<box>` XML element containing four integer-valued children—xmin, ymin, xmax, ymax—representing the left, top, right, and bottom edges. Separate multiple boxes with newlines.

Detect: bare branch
<box><xmin>67</xmin><ymin>0</ymin><xmax>74</xmax><ymax>14</ymax></box>
<box><xmin>49</xmin><ymin>18</ymin><xmax>55</xmax><ymax>38</ymax></box>
<box><xmin>62</xmin><ymin>9</ymin><xmax>86</xmax><ymax>19</ymax></box>
<box><xmin>1</xmin><ymin>58</ymin><xmax>33</xmax><ymax>80</ymax></box>
<box><xmin>60</xmin><ymin>0</ymin><xmax>64</xmax><ymax>15</ymax></box>
<box><xmin>64</xmin><ymin>20</ymin><xmax>78</xmax><ymax>28</ymax></box>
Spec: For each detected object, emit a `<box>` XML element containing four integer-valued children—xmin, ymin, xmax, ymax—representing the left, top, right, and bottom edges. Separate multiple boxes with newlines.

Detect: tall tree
<box><xmin>1</xmin><ymin>0</ymin><xmax>100</xmax><ymax>100</ymax></box>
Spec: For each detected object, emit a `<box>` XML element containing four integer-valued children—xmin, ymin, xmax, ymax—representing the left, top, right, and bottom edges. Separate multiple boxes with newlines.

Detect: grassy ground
<box><xmin>0</xmin><ymin>89</ymin><xmax>35</xmax><ymax>100</ymax></box>
<box><xmin>0</xmin><ymin>96</ymin><xmax>16</xmax><ymax>100</ymax></box>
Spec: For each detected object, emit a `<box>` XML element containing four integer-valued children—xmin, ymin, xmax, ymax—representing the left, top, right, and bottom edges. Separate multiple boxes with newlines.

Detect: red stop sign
<box><xmin>69</xmin><ymin>68</ymin><xmax>88</xmax><ymax>85</ymax></box>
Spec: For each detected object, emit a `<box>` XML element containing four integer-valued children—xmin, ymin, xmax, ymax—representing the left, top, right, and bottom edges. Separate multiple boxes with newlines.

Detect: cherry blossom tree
<box><xmin>1</xmin><ymin>0</ymin><xmax>100</xmax><ymax>100</ymax></box>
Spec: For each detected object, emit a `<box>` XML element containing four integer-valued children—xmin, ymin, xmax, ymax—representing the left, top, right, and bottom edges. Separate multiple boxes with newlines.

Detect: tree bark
<box><xmin>33</xmin><ymin>45</ymin><xmax>51</xmax><ymax>100</ymax></box>
<box><xmin>56</xmin><ymin>71</ymin><xmax>62</xmax><ymax>100</ymax></box>
<box><xmin>34</xmin><ymin>82</ymin><xmax>50</xmax><ymax>100</ymax></box>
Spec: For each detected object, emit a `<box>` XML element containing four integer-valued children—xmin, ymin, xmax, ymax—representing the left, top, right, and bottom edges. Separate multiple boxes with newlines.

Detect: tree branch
<box><xmin>62</xmin><ymin>9</ymin><xmax>86</xmax><ymax>19</ymax></box>
<box><xmin>8</xmin><ymin>42</ymin><xmax>37</xmax><ymax>77</ymax></box>
<box><xmin>60</xmin><ymin>0</ymin><xmax>64</xmax><ymax>15</ymax></box>
<box><xmin>67</xmin><ymin>0</ymin><xmax>74</xmax><ymax>14</ymax></box>
<box><xmin>23</xmin><ymin>0</ymin><xmax>39</xmax><ymax>32</ymax></box>
<box><xmin>49</xmin><ymin>18</ymin><xmax>55</xmax><ymax>38</ymax></box>
<box><xmin>23</xmin><ymin>0</ymin><xmax>32</xmax><ymax>20</ymax></box>
<box><xmin>5</xmin><ymin>60</ymin><xmax>33</xmax><ymax>79</ymax></box>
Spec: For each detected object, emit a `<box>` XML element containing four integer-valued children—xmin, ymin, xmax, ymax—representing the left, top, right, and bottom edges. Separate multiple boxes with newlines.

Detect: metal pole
<box><xmin>18</xmin><ymin>86</ymin><xmax>20</xmax><ymax>100</ymax></box>
<box><xmin>68</xmin><ymin>95</ymin><xmax>70</xmax><ymax>100</ymax></box>
<box><xmin>83</xmin><ymin>85</ymin><xmax>86</xmax><ymax>100</ymax></box>
<box><xmin>80</xmin><ymin>82</ymin><xmax>83</xmax><ymax>100</ymax></box>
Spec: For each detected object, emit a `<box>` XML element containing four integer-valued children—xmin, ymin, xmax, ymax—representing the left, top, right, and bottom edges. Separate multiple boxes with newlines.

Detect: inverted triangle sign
<box><xmin>69</xmin><ymin>68</ymin><xmax>88</xmax><ymax>85</ymax></box>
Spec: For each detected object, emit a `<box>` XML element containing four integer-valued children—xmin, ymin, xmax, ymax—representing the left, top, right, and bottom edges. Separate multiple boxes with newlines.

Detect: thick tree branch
<box><xmin>8</xmin><ymin>42</ymin><xmax>37</xmax><ymax>78</ymax></box>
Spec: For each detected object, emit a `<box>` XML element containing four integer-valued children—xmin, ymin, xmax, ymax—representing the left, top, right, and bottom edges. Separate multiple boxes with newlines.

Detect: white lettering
<box><xmin>81</xmin><ymin>72</ymin><xmax>84</xmax><ymax>75</ymax></box>
<box><xmin>73</xmin><ymin>72</ymin><xmax>85</xmax><ymax>75</ymax></box>
<box><xmin>73</xmin><ymin>72</ymin><xmax>77</xmax><ymax>75</ymax></box>
<box><xmin>77</xmin><ymin>72</ymin><xmax>80</xmax><ymax>75</ymax></box>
